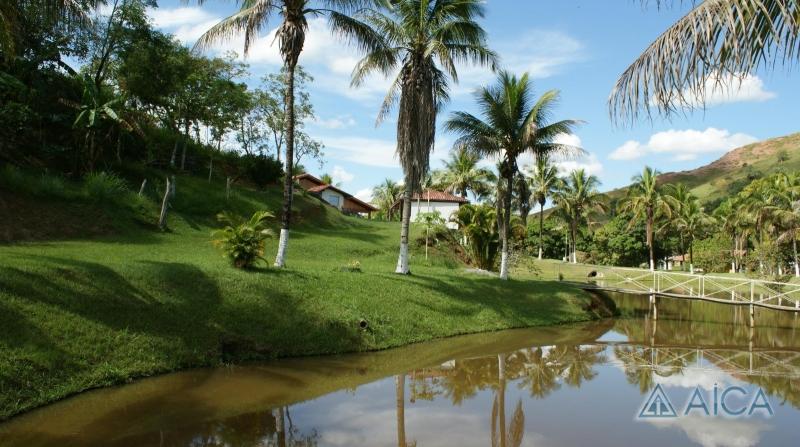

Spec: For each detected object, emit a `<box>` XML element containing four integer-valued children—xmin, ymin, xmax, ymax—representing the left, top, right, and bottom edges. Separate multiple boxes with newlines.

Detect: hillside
<box><xmin>0</xmin><ymin>168</ymin><xmax>604</xmax><ymax>420</ymax></box>
<box><xmin>608</xmin><ymin>132</ymin><xmax>800</xmax><ymax>204</ymax></box>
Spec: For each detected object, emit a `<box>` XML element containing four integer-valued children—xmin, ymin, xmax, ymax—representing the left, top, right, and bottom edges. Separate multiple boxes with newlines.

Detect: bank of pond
<box><xmin>1</xmin><ymin>293</ymin><xmax>799</xmax><ymax>446</ymax></box>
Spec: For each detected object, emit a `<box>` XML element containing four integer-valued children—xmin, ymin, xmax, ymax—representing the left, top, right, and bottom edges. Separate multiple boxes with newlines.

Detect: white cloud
<box><xmin>321</xmin><ymin>136</ymin><xmax>397</xmax><ymax>168</ymax></box>
<box><xmin>313</xmin><ymin>115</ymin><xmax>357</xmax><ymax>130</ymax></box>
<box><xmin>555</xmin><ymin>152</ymin><xmax>604</xmax><ymax>177</ymax></box>
<box><xmin>148</xmin><ymin>7</ymin><xmax>216</xmax><ymax>28</ymax></box>
<box><xmin>331</xmin><ymin>165</ymin><xmax>354</xmax><ymax>184</ymax></box>
<box><xmin>687</xmin><ymin>74</ymin><xmax>776</xmax><ymax>107</ymax></box>
<box><xmin>609</xmin><ymin>128</ymin><xmax>758</xmax><ymax>162</ymax></box>
<box><xmin>453</xmin><ymin>30</ymin><xmax>585</xmax><ymax>96</ymax></box>
<box><xmin>354</xmin><ymin>188</ymin><xmax>373</xmax><ymax>203</ymax></box>
<box><xmin>609</xmin><ymin>140</ymin><xmax>646</xmax><ymax>161</ymax></box>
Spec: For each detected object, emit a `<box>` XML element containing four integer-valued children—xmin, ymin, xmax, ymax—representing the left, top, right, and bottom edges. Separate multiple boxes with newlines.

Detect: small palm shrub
<box><xmin>84</xmin><ymin>171</ymin><xmax>128</xmax><ymax>202</ymax></box>
<box><xmin>212</xmin><ymin>210</ymin><xmax>275</xmax><ymax>268</ymax></box>
<box><xmin>452</xmin><ymin>204</ymin><xmax>500</xmax><ymax>270</ymax></box>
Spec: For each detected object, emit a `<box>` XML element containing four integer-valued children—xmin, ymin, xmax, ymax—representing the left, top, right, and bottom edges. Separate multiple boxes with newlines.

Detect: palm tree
<box><xmin>434</xmin><ymin>147</ymin><xmax>494</xmax><ymax>199</ymax></box>
<box><xmin>528</xmin><ymin>155</ymin><xmax>559</xmax><ymax>260</ymax></box>
<box><xmin>610</xmin><ymin>0</ymin><xmax>800</xmax><ymax>122</ymax></box>
<box><xmin>772</xmin><ymin>172</ymin><xmax>800</xmax><ymax>277</ymax></box>
<box><xmin>196</xmin><ymin>0</ymin><xmax>381</xmax><ymax>268</ymax></box>
<box><xmin>451</xmin><ymin>204</ymin><xmax>500</xmax><ymax>270</ymax></box>
<box><xmin>349</xmin><ymin>0</ymin><xmax>497</xmax><ymax>275</ymax></box>
<box><xmin>714</xmin><ymin>197</ymin><xmax>751</xmax><ymax>273</ymax></box>
<box><xmin>553</xmin><ymin>169</ymin><xmax>605</xmax><ymax>264</ymax></box>
<box><xmin>512</xmin><ymin>171</ymin><xmax>532</xmax><ymax>228</ymax></box>
<box><xmin>446</xmin><ymin>71</ymin><xmax>583</xmax><ymax>279</ymax></box>
<box><xmin>620</xmin><ymin>167</ymin><xmax>670</xmax><ymax>271</ymax></box>
<box><xmin>372</xmin><ymin>178</ymin><xmax>403</xmax><ymax>220</ymax></box>
<box><xmin>1</xmin><ymin>0</ymin><xmax>98</xmax><ymax>58</ymax></box>
<box><xmin>674</xmin><ymin>197</ymin><xmax>714</xmax><ymax>272</ymax></box>
<box><xmin>319</xmin><ymin>173</ymin><xmax>341</xmax><ymax>187</ymax></box>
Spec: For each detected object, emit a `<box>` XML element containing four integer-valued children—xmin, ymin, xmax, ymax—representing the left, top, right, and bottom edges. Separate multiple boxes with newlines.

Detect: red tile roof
<box><xmin>411</xmin><ymin>190</ymin><xmax>469</xmax><ymax>203</ymax></box>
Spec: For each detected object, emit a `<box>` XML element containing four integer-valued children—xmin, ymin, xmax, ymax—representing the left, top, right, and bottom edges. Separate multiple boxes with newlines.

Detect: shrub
<box><xmin>211</xmin><ymin>210</ymin><xmax>275</xmax><ymax>268</ymax></box>
<box><xmin>338</xmin><ymin>260</ymin><xmax>362</xmax><ymax>273</ymax></box>
<box><xmin>84</xmin><ymin>172</ymin><xmax>128</xmax><ymax>202</ymax></box>
<box><xmin>241</xmin><ymin>154</ymin><xmax>283</xmax><ymax>188</ymax></box>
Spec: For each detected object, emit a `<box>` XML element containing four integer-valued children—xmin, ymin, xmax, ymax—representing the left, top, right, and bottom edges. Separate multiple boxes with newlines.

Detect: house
<box><xmin>665</xmin><ymin>254</ymin><xmax>687</xmax><ymax>271</ymax></box>
<box><xmin>391</xmin><ymin>190</ymin><xmax>469</xmax><ymax>229</ymax></box>
<box><xmin>294</xmin><ymin>174</ymin><xmax>378</xmax><ymax>218</ymax></box>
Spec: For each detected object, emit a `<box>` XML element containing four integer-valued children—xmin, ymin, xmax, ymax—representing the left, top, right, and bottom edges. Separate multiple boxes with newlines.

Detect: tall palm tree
<box><xmin>772</xmin><ymin>172</ymin><xmax>800</xmax><ymax>276</ymax></box>
<box><xmin>620</xmin><ymin>167</ymin><xmax>670</xmax><ymax>271</ymax></box>
<box><xmin>673</xmin><ymin>196</ymin><xmax>714</xmax><ymax>272</ymax></box>
<box><xmin>196</xmin><ymin>0</ymin><xmax>381</xmax><ymax>268</ymax></box>
<box><xmin>528</xmin><ymin>155</ymin><xmax>559</xmax><ymax>260</ymax></box>
<box><xmin>349</xmin><ymin>0</ymin><xmax>497</xmax><ymax>275</ymax></box>
<box><xmin>553</xmin><ymin>169</ymin><xmax>605</xmax><ymax>264</ymax></box>
<box><xmin>446</xmin><ymin>71</ymin><xmax>583</xmax><ymax>279</ymax></box>
<box><xmin>662</xmin><ymin>183</ymin><xmax>691</xmax><ymax>255</ymax></box>
<box><xmin>434</xmin><ymin>147</ymin><xmax>494</xmax><ymax>199</ymax></box>
<box><xmin>372</xmin><ymin>178</ymin><xmax>403</xmax><ymax>220</ymax></box>
<box><xmin>714</xmin><ymin>197</ymin><xmax>751</xmax><ymax>273</ymax></box>
<box><xmin>610</xmin><ymin>0</ymin><xmax>800</xmax><ymax>122</ymax></box>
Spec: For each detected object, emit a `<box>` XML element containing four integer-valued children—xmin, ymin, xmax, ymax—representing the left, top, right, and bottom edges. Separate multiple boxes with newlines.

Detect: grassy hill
<box><xmin>0</xmin><ymin>167</ymin><xmax>605</xmax><ymax>420</ymax></box>
<box><xmin>606</xmin><ymin>132</ymin><xmax>800</xmax><ymax>204</ymax></box>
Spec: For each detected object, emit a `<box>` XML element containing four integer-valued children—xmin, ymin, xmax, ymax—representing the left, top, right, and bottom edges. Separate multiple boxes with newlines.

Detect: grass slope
<box><xmin>0</xmin><ymin>170</ymin><xmax>604</xmax><ymax>420</ymax></box>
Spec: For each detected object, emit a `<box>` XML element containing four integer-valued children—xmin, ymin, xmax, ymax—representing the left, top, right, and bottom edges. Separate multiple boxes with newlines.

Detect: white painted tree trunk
<box><xmin>138</xmin><ymin>179</ymin><xmax>147</xmax><ymax>196</ymax></box>
<box><xmin>538</xmin><ymin>247</ymin><xmax>542</xmax><ymax>260</ymax></box>
<box><xmin>500</xmin><ymin>251</ymin><xmax>509</xmax><ymax>280</ymax></box>
<box><xmin>650</xmin><ymin>258</ymin><xmax>655</xmax><ymax>271</ymax></box>
<box><xmin>395</xmin><ymin>191</ymin><xmax>412</xmax><ymax>274</ymax></box>
<box><xmin>274</xmin><ymin>229</ymin><xmax>289</xmax><ymax>267</ymax></box>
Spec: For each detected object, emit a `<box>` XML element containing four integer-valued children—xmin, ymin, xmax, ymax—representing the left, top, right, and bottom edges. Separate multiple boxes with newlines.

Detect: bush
<box><xmin>84</xmin><ymin>172</ymin><xmax>128</xmax><ymax>202</ymax></box>
<box><xmin>211</xmin><ymin>210</ymin><xmax>275</xmax><ymax>268</ymax></box>
<box><xmin>241</xmin><ymin>154</ymin><xmax>283</xmax><ymax>188</ymax></box>
<box><xmin>0</xmin><ymin>165</ymin><xmax>71</xmax><ymax>198</ymax></box>
<box><xmin>338</xmin><ymin>260</ymin><xmax>362</xmax><ymax>273</ymax></box>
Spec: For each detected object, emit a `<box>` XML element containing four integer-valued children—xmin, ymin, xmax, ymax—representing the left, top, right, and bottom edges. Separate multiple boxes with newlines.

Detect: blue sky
<box><xmin>139</xmin><ymin>0</ymin><xmax>800</xmax><ymax>202</ymax></box>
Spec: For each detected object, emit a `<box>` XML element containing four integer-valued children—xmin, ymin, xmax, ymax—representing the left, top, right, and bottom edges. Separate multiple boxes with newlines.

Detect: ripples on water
<box><xmin>2</xmin><ymin>293</ymin><xmax>800</xmax><ymax>446</ymax></box>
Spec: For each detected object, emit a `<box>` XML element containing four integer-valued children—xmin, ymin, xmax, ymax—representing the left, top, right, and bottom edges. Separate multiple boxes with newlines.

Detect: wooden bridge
<box><xmin>560</xmin><ymin>265</ymin><xmax>800</xmax><ymax>322</ymax></box>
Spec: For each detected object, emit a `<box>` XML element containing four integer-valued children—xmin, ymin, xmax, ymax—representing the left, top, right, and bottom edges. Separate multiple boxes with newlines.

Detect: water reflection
<box><xmin>2</xmin><ymin>294</ymin><xmax>800</xmax><ymax>446</ymax></box>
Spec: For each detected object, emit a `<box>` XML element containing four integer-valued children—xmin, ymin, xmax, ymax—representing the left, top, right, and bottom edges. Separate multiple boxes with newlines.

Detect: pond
<box><xmin>2</xmin><ymin>293</ymin><xmax>800</xmax><ymax>446</ymax></box>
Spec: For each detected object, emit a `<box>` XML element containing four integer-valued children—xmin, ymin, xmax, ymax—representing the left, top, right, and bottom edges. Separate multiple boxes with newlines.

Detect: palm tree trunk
<box><xmin>689</xmin><ymin>240</ymin><xmax>694</xmax><ymax>272</ymax></box>
<box><xmin>647</xmin><ymin>214</ymin><xmax>655</xmax><ymax>271</ymax></box>
<box><xmin>500</xmin><ymin>172</ymin><xmax>513</xmax><ymax>280</ymax></box>
<box><xmin>794</xmin><ymin>235</ymin><xmax>799</xmax><ymax>277</ymax></box>
<box><xmin>538</xmin><ymin>203</ymin><xmax>544</xmax><ymax>260</ymax></box>
<box><xmin>396</xmin><ymin>375</ymin><xmax>406</xmax><ymax>447</ymax></box>
<box><xmin>275</xmin><ymin>62</ymin><xmax>297</xmax><ymax>268</ymax></box>
<box><xmin>396</xmin><ymin>187</ymin><xmax>413</xmax><ymax>274</ymax></box>
<box><xmin>498</xmin><ymin>354</ymin><xmax>507</xmax><ymax>447</ymax></box>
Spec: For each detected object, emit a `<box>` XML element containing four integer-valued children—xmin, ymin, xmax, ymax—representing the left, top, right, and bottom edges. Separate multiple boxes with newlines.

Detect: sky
<box><xmin>134</xmin><ymin>0</ymin><xmax>800</xmax><ymax>203</ymax></box>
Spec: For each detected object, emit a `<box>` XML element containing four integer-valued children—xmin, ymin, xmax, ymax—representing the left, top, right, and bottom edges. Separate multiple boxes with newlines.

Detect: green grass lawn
<box><xmin>0</xmin><ymin>171</ymin><xmax>604</xmax><ymax>420</ymax></box>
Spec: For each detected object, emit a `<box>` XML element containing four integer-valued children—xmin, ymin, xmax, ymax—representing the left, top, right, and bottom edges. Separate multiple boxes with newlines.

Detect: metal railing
<box><xmin>561</xmin><ymin>264</ymin><xmax>800</xmax><ymax>311</ymax></box>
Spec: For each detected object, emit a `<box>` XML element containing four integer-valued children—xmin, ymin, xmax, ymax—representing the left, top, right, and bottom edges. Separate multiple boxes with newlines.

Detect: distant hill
<box><xmin>607</xmin><ymin>132</ymin><xmax>800</xmax><ymax>207</ymax></box>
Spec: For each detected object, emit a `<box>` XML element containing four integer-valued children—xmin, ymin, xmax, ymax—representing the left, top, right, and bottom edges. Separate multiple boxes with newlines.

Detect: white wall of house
<box><xmin>411</xmin><ymin>201</ymin><xmax>462</xmax><ymax>229</ymax></box>
<box><xmin>321</xmin><ymin>190</ymin><xmax>345</xmax><ymax>210</ymax></box>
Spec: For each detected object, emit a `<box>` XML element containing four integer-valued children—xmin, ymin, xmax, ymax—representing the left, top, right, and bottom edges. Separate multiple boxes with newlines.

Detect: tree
<box><xmin>528</xmin><ymin>155</ymin><xmax>559</xmax><ymax>260</ymax></box>
<box><xmin>619</xmin><ymin>167</ymin><xmax>670</xmax><ymax>271</ymax></box>
<box><xmin>672</xmin><ymin>194</ymin><xmax>714</xmax><ymax>272</ymax></box>
<box><xmin>553</xmin><ymin>169</ymin><xmax>606</xmax><ymax>264</ymax></box>
<box><xmin>770</xmin><ymin>172</ymin><xmax>800</xmax><ymax>277</ymax></box>
<box><xmin>434</xmin><ymin>147</ymin><xmax>494</xmax><ymax>199</ymax></box>
<box><xmin>610</xmin><ymin>0</ymin><xmax>800</xmax><ymax>122</ymax></box>
<box><xmin>70</xmin><ymin>74</ymin><xmax>132</xmax><ymax>172</ymax></box>
<box><xmin>372</xmin><ymin>178</ymin><xmax>403</xmax><ymax>220</ymax></box>
<box><xmin>714</xmin><ymin>197</ymin><xmax>751</xmax><ymax>273</ymax></box>
<box><xmin>197</xmin><ymin>0</ymin><xmax>379</xmax><ymax>268</ymax></box>
<box><xmin>512</xmin><ymin>171</ymin><xmax>532</xmax><ymax>228</ymax></box>
<box><xmin>446</xmin><ymin>71</ymin><xmax>583</xmax><ymax>279</ymax></box>
<box><xmin>451</xmin><ymin>204</ymin><xmax>500</xmax><ymax>270</ymax></box>
<box><xmin>1</xmin><ymin>0</ymin><xmax>98</xmax><ymax>60</ymax></box>
<box><xmin>349</xmin><ymin>0</ymin><xmax>497</xmax><ymax>275</ymax></box>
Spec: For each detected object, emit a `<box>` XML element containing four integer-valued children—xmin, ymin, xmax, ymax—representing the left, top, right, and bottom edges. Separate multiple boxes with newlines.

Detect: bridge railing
<box><xmin>559</xmin><ymin>263</ymin><xmax>800</xmax><ymax>310</ymax></box>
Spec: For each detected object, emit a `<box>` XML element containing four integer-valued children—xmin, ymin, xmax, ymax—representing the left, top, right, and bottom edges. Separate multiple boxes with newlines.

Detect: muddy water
<box><xmin>2</xmin><ymin>294</ymin><xmax>800</xmax><ymax>446</ymax></box>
